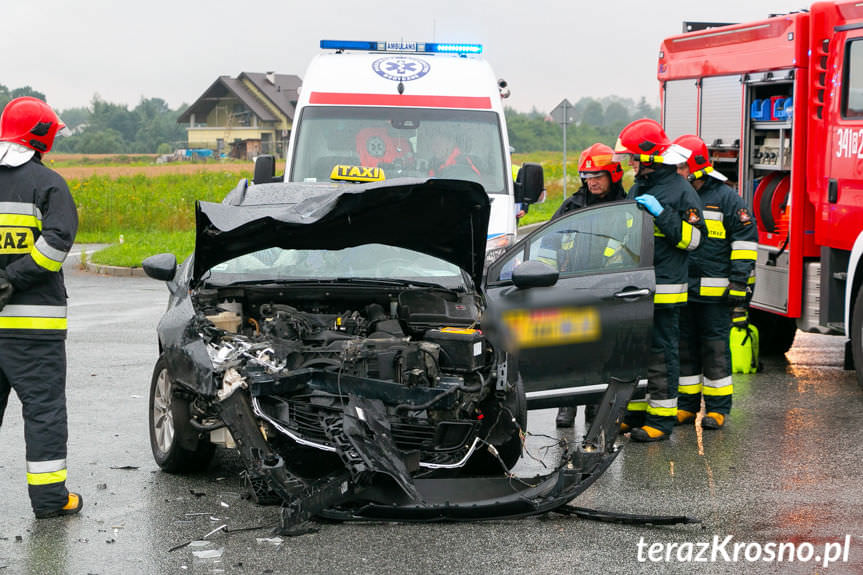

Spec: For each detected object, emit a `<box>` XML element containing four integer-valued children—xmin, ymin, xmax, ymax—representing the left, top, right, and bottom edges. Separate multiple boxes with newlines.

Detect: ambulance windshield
<box><xmin>290</xmin><ymin>107</ymin><xmax>507</xmax><ymax>193</ymax></box>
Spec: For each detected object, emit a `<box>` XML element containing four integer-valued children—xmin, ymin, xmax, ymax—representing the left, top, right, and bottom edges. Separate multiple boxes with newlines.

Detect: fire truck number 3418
<box><xmin>836</xmin><ymin>127</ymin><xmax>863</xmax><ymax>159</ymax></box>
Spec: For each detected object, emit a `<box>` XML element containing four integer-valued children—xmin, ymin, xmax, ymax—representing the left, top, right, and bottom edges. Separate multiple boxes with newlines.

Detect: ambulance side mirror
<box><xmin>515</xmin><ymin>163</ymin><xmax>544</xmax><ymax>205</ymax></box>
<box><xmin>253</xmin><ymin>154</ymin><xmax>283</xmax><ymax>184</ymax></box>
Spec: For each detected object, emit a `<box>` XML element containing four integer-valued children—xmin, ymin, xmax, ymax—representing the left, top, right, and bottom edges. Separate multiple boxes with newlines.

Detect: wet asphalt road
<box><xmin>2</xmin><ymin>261</ymin><xmax>863</xmax><ymax>574</ymax></box>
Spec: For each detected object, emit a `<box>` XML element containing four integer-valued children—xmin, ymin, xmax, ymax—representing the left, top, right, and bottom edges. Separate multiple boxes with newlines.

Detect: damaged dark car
<box><xmin>142</xmin><ymin>177</ymin><xmax>656</xmax><ymax>528</ymax></box>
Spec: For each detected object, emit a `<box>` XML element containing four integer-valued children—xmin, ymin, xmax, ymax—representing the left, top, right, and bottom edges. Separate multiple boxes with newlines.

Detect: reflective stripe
<box><xmin>747</xmin><ymin>275</ymin><xmax>756</xmax><ymax>285</ymax></box>
<box><xmin>0</xmin><ymin>214</ymin><xmax>42</xmax><ymax>229</ymax></box>
<box><xmin>0</xmin><ymin>201</ymin><xmax>43</xmax><ymax>219</ymax></box>
<box><xmin>700</xmin><ymin>277</ymin><xmax>729</xmax><ymax>297</ymax></box>
<box><xmin>731</xmin><ymin>240</ymin><xmax>757</xmax><ymax>251</ymax></box>
<box><xmin>704</xmin><ymin>211</ymin><xmax>726</xmax><ymax>239</ymax></box>
<box><xmin>655</xmin><ymin>283</ymin><xmax>688</xmax><ymax>304</ymax></box>
<box><xmin>653</xmin><ymin>224</ymin><xmax>665</xmax><ymax>238</ymax></box>
<box><xmin>676</xmin><ymin>221</ymin><xmax>701</xmax><ymax>251</ymax></box>
<box><xmin>627</xmin><ymin>400</ymin><xmax>648</xmax><ymax>412</ymax></box>
<box><xmin>647</xmin><ymin>397</ymin><xmax>678</xmax><ymax>417</ymax></box>
<box><xmin>27</xmin><ymin>469</ymin><xmax>67</xmax><ymax>486</ymax></box>
<box><xmin>31</xmin><ymin>237</ymin><xmax>66</xmax><ymax>271</ymax></box>
<box><xmin>27</xmin><ymin>459</ymin><xmax>66</xmax><ymax>473</ymax></box>
<box><xmin>702</xmin><ymin>385</ymin><xmax>733</xmax><ymax>396</ymax></box>
<box><xmin>0</xmin><ymin>304</ymin><xmax>67</xmax><ymax>330</ymax></box>
<box><xmin>731</xmin><ymin>250</ymin><xmax>757</xmax><ymax>261</ymax></box>
<box><xmin>603</xmin><ymin>246</ymin><xmax>616</xmax><ymax>257</ymax></box>
<box><xmin>678</xmin><ymin>375</ymin><xmax>702</xmax><ymax>395</ymax></box>
<box><xmin>703</xmin><ymin>210</ymin><xmax>723</xmax><ymax>221</ymax></box>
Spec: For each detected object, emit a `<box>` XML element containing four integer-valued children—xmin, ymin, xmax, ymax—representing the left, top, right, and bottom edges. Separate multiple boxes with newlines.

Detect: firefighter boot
<box><xmin>34</xmin><ymin>492</ymin><xmax>83</xmax><ymax>519</ymax></box>
<box><xmin>701</xmin><ymin>412</ymin><xmax>726</xmax><ymax>430</ymax></box>
<box><xmin>676</xmin><ymin>409</ymin><xmax>697</xmax><ymax>426</ymax></box>
<box><xmin>630</xmin><ymin>426</ymin><xmax>670</xmax><ymax>442</ymax></box>
<box><xmin>555</xmin><ymin>407</ymin><xmax>577</xmax><ymax>428</ymax></box>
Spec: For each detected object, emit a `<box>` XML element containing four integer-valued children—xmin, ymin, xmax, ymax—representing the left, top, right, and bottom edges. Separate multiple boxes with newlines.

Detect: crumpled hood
<box><xmin>193</xmin><ymin>178</ymin><xmax>491</xmax><ymax>286</ymax></box>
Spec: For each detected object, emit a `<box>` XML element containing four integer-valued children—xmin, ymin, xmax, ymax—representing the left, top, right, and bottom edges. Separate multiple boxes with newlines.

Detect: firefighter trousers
<box><xmin>678</xmin><ymin>301</ymin><xmax>733</xmax><ymax>415</ymax></box>
<box><xmin>624</xmin><ymin>306</ymin><xmax>680</xmax><ymax>435</ymax></box>
<box><xmin>0</xmin><ymin>338</ymin><xmax>70</xmax><ymax>513</ymax></box>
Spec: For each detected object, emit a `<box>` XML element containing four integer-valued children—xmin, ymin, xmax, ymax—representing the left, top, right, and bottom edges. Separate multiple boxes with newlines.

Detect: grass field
<box><xmin>66</xmin><ymin>151</ymin><xmax>629</xmax><ymax>267</ymax></box>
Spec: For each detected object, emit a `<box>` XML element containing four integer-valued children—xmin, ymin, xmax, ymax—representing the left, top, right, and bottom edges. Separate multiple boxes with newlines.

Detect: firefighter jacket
<box><xmin>0</xmin><ymin>157</ymin><xmax>78</xmax><ymax>340</ymax></box>
<box><xmin>552</xmin><ymin>181</ymin><xmax>627</xmax><ymax>219</ymax></box>
<box><xmin>687</xmin><ymin>177</ymin><xmax>757</xmax><ymax>302</ymax></box>
<box><xmin>627</xmin><ymin>165</ymin><xmax>704</xmax><ymax>307</ymax></box>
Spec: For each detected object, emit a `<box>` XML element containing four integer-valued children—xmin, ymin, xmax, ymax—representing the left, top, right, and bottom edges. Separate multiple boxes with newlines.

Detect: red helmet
<box><xmin>672</xmin><ymin>134</ymin><xmax>727</xmax><ymax>181</ymax></box>
<box><xmin>0</xmin><ymin>97</ymin><xmax>65</xmax><ymax>154</ymax></box>
<box><xmin>578</xmin><ymin>143</ymin><xmax>623</xmax><ymax>183</ymax></box>
<box><xmin>613</xmin><ymin>118</ymin><xmax>689</xmax><ymax>165</ymax></box>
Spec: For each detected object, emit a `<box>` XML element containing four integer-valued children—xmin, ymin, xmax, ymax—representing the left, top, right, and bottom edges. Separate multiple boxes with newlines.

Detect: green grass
<box><xmin>72</xmin><ymin>151</ymin><xmax>635</xmax><ymax>267</ymax></box>
<box><xmin>88</xmin><ymin>231</ymin><xmax>194</xmax><ymax>267</ymax></box>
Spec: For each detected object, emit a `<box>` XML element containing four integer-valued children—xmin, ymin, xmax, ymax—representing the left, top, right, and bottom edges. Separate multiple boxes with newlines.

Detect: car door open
<box><xmin>484</xmin><ymin>200</ymin><xmax>655</xmax><ymax>409</ymax></box>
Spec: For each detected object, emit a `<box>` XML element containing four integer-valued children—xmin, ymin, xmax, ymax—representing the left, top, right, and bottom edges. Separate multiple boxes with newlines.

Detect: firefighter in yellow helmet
<box><xmin>0</xmin><ymin>98</ymin><xmax>82</xmax><ymax>518</ymax></box>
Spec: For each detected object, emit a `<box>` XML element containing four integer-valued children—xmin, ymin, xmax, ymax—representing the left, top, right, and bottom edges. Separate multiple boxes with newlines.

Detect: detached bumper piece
<box><xmin>221</xmin><ymin>377</ymin><xmax>638</xmax><ymax>532</ymax></box>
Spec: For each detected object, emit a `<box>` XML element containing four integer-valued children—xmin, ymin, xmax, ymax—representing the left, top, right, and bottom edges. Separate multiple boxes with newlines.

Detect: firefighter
<box><xmin>613</xmin><ymin>119</ymin><xmax>705</xmax><ymax>442</ymax></box>
<box><xmin>0</xmin><ymin>97</ymin><xmax>82</xmax><ymax>518</ymax></box>
<box><xmin>672</xmin><ymin>135</ymin><xmax>757</xmax><ymax>429</ymax></box>
<box><xmin>554</xmin><ymin>143</ymin><xmax>627</xmax><ymax>427</ymax></box>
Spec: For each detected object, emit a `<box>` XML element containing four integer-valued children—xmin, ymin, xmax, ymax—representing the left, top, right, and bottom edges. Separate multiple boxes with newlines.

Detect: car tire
<box><xmin>749</xmin><ymin>308</ymin><xmax>797</xmax><ymax>356</ymax></box>
<box><xmin>149</xmin><ymin>355</ymin><xmax>215</xmax><ymax>473</ymax></box>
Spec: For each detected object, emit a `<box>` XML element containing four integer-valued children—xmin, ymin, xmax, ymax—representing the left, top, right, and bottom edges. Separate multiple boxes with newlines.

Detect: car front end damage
<box><xmin>147</xmin><ymin>179</ymin><xmax>639</xmax><ymax>528</ymax></box>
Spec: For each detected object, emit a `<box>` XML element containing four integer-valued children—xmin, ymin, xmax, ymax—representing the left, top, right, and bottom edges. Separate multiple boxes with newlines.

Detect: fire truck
<box><xmin>658</xmin><ymin>1</ymin><xmax>863</xmax><ymax>385</ymax></box>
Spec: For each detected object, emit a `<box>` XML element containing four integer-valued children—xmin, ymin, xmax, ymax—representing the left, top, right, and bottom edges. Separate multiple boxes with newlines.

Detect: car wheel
<box><xmin>749</xmin><ymin>308</ymin><xmax>797</xmax><ymax>355</ymax></box>
<box><xmin>149</xmin><ymin>355</ymin><xmax>215</xmax><ymax>473</ymax></box>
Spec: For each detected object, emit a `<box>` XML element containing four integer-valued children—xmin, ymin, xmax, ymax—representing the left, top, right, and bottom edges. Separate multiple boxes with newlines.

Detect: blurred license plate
<box><xmin>502</xmin><ymin>307</ymin><xmax>600</xmax><ymax>348</ymax></box>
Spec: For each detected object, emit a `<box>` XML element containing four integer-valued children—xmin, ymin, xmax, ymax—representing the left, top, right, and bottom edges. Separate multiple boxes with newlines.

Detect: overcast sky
<box><xmin>5</xmin><ymin>0</ymin><xmax>809</xmax><ymax>114</ymax></box>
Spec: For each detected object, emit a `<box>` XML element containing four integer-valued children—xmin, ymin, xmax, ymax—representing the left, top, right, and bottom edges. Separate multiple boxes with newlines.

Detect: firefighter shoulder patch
<box><xmin>686</xmin><ymin>208</ymin><xmax>701</xmax><ymax>225</ymax></box>
<box><xmin>738</xmin><ymin>208</ymin><xmax>752</xmax><ymax>223</ymax></box>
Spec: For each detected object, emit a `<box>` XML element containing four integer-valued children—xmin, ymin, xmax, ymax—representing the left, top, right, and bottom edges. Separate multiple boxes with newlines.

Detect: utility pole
<box><xmin>550</xmin><ymin>99</ymin><xmax>574</xmax><ymax>198</ymax></box>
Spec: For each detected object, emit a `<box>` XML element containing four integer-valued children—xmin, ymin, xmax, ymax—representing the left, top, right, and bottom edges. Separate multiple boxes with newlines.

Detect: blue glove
<box><xmin>635</xmin><ymin>194</ymin><xmax>664</xmax><ymax>216</ymax></box>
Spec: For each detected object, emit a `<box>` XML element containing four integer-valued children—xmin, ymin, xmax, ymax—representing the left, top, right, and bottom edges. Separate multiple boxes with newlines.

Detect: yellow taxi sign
<box><xmin>502</xmin><ymin>307</ymin><xmax>601</xmax><ymax>349</ymax></box>
<box><xmin>330</xmin><ymin>164</ymin><xmax>386</xmax><ymax>182</ymax></box>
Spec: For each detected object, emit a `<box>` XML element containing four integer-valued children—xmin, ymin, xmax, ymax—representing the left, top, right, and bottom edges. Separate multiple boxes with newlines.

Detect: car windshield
<box><xmin>290</xmin><ymin>106</ymin><xmax>506</xmax><ymax>193</ymax></box>
<box><xmin>205</xmin><ymin>243</ymin><xmax>466</xmax><ymax>288</ymax></box>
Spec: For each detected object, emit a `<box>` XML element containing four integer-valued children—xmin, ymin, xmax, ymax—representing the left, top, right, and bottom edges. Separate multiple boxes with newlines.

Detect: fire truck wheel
<box><xmin>850</xmin><ymin>286</ymin><xmax>863</xmax><ymax>389</ymax></box>
<box><xmin>749</xmin><ymin>308</ymin><xmax>797</xmax><ymax>355</ymax></box>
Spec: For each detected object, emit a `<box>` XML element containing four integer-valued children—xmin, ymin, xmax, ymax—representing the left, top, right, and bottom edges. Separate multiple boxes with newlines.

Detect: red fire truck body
<box><xmin>659</xmin><ymin>1</ymin><xmax>863</xmax><ymax>378</ymax></box>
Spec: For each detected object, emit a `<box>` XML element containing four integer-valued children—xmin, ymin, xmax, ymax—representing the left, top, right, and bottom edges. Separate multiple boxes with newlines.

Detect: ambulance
<box><xmin>269</xmin><ymin>40</ymin><xmax>543</xmax><ymax>264</ymax></box>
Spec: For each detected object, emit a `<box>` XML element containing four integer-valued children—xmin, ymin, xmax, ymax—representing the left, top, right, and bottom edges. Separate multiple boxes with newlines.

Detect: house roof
<box><xmin>177</xmin><ymin>72</ymin><xmax>302</xmax><ymax>124</ymax></box>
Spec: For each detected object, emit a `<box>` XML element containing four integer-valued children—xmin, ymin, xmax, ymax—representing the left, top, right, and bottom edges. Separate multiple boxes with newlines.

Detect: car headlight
<box><xmin>485</xmin><ymin>233</ymin><xmax>516</xmax><ymax>265</ymax></box>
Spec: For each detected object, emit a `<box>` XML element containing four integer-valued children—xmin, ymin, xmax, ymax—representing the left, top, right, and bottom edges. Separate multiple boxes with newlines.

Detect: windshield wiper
<box><xmin>334</xmin><ymin>277</ymin><xmax>461</xmax><ymax>291</ymax></box>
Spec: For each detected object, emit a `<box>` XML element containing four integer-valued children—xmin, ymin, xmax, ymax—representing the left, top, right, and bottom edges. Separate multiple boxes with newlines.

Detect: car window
<box><xmin>290</xmin><ymin>106</ymin><xmax>506</xmax><ymax>194</ymax></box>
<box><xmin>207</xmin><ymin>243</ymin><xmax>465</xmax><ymax>286</ymax></box>
<box><xmin>494</xmin><ymin>202</ymin><xmax>642</xmax><ymax>282</ymax></box>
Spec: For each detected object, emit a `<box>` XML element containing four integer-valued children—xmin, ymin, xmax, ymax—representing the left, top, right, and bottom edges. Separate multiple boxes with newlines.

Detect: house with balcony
<box><xmin>177</xmin><ymin>72</ymin><xmax>301</xmax><ymax>159</ymax></box>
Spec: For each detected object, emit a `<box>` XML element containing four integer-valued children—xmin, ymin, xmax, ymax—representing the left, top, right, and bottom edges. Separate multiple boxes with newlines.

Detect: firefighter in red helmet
<box><xmin>672</xmin><ymin>134</ymin><xmax>757</xmax><ymax>430</ymax></box>
<box><xmin>0</xmin><ymin>97</ymin><xmax>82</xmax><ymax>518</ymax></box>
<box><xmin>613</xmin><ymin>119</ymin><xmax>705</xmax><ymax>442</ymax></box>
<box><xmin>554</xmin><ymin>143</ymin><xmax>628</xmax><ymax>427</ymax></box>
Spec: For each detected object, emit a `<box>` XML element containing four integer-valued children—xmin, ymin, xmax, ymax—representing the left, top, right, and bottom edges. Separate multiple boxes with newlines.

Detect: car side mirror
<box><xmin>142</xmin><ymin>253</ymin><xmax>178</xmax><ymax>282</ymax></box>
<box><xmin>511</xmin><ymin>260</ymin><xmax>559</xmax><ymax>289</ymax></box>
<box><xmin>515</xmin><ymin>163</ymin><xmax>544</xmax><ymax>205</ymax></box>
<box><xmin>253</xmin><ymin>154</ymin><xmax>283</xmax><ymax>184</ymax></box>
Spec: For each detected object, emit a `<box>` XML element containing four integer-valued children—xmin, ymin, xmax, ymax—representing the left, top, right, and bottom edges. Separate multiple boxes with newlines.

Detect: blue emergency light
<box><xmin>320</xmin><ymin>40</ymin><xmax>483</xmax><ymax>55</ymax></box>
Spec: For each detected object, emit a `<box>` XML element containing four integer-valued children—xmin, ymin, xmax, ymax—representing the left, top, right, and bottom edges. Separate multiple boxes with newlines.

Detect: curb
<box><xmin>82</xmin><ymin>262</ymin><xmax>148</xmax><ymax>278</ymax></box>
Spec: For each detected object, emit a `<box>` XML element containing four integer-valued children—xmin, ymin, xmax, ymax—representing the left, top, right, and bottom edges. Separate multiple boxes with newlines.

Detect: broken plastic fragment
<box><xmin>191</xmin><ymin>547</ymin><xmax>224</xmax><ymax>559</ymax></box>
<box><xmin>218</xmin><ymin>368</ymin><xmax>247</xmax><ymax>401</ymax></box>
<box><xmin>256</xmin><ymin>537</ymin><xmax>283</xmax><ymax>546</ymax></box>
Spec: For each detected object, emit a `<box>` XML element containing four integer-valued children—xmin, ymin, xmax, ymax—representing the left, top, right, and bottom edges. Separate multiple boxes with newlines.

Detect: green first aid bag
<box><xmin>730</xmin><ymin>321</ymin><xmax>759</xmax><ymax>374</ymax></box>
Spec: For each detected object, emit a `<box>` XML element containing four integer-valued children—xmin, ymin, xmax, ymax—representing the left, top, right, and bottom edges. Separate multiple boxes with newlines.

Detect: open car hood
<box><xmin>193</xmin><ymin>178</ymin><xmax>491</xmax><ymax>287</ymax></box>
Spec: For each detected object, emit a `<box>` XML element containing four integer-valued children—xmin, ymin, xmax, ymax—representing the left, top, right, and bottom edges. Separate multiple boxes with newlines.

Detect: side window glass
<box><xmin>496</xmin><ymin>249</ymin><xmax>525</xmax><ymax>282</ymax></box>
<box><xmin>526</xmin><ymin>203</ymin><xmax>642</xmax><ymax>276</ymax></box>
<box><xmin>844</xmin><ymin>40</ymin><xmax>863</xmax><ymax>118</ymax></box>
